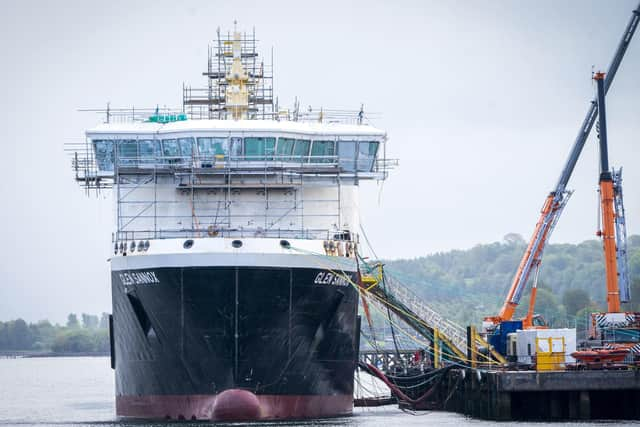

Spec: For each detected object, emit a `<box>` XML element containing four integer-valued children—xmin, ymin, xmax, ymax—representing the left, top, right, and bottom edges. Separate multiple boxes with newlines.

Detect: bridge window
<box><xmin>118</xmin><ymin>139</ymin><xmax>138</xmax><ymax>166</ymax></box>
<box><xmin>178</xmin><ymin>137</ymin><xmax>194</xmax><ymax>157</ymax></box>
<box><xmin>230</xmin><ymin>137</ymin><xmax>243</xmax><ymax>158</ymax></box>
<box><xmin>244</xmin><ymin>137</ymin><xmax>276</xmax><ymax>161</ymax></box>
<box><xmin>292</xmin><ymin>139</ymin><xmax>310</xmax><ymax>162</ymax></box>
<box><xmin>162</xmin><ymin>139</ymin><xmax>179</xmax><ymax>157</ymax></box>
<box><xmin>95</xmin><ymin>135</ymin><xmax>379</xmax><ymax>170</ymax></box>
<box><xmin>138</xmin><ymin>139</ymin><xmax>160</xmax><ymax>165</ymax></box>
<box><xmin>198</xmin><ymin>137</ymin><xmax>227</xmax><ymax>156</ymax></box>
<box><xmin>93</xmin><ymin>140</ymin><xmax>114</xmax><ymax>171</ymax></box>
<box><xmin>338</xmin><ymin>141</ymin><xmax>357</xmax><ymax>172</ymax></box>
<box><xmin>310</xmin><ymin>140</ymin><xmax>335</xmax><ymax>164</ymax></box>
<box><xmin>277</xmin><ymin>137</ymin><xmax>295</xmax><ymax>160</ymax></box>
<box><xmin>161</xmin><ymin>139</ymin><xmax>182</xmax><ymax>166</ymax></box>
<box><xmin>357</xmin><ymin>141</ymin><xmax>379</xmax><ymax>172</ymax></box>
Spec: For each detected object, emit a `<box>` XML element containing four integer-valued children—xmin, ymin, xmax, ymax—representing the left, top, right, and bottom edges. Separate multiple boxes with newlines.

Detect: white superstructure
<box><xmin>70</xmin><ymin>27</ymin><xmax>394</xmax><ymax>260</ymax></box>
<box><xmin>85</xmin><ymin>119</ymin><xmax>387</xmax><ymax>244</ymax></box>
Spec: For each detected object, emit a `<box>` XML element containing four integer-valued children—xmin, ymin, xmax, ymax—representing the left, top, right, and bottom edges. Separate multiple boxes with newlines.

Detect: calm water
<box><xmin>0</xmin><ymin>357</ymin><xmax>636</xmax><ymax>426</ymax></box>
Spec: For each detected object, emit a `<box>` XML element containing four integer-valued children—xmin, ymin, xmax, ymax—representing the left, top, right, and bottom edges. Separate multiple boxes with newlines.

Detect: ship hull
<box><xmin>116</xmin><ymin>393</ymin><xmax>353</xmax><ymax>421</ymax></box>
<box><xmin>111</xmin><ymin>262</ymin><xmax>359</xmax><ymax>421</ymax></box>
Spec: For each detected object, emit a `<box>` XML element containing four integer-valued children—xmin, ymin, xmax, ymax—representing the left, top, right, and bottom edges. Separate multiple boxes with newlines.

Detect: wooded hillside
<box><xmin>384</xmin><ymin>235</ymin><xmax>640</xmax><ymax>328</ymax></box>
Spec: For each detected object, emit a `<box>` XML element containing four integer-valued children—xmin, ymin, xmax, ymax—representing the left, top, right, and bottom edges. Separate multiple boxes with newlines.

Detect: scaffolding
<box><xmin>68</xmin><ymin>145</ymin><xmax>396</xmax><ymax>245</ymax></box>
<box><xmin>183</xmin><ymin>27</ymin><xmax>274</xmax><ymax>120</ymax></box>
<box><xmin>67</xmin><ymin>26</ymin><xmax>397</xmax><ymax>247</ymax></box>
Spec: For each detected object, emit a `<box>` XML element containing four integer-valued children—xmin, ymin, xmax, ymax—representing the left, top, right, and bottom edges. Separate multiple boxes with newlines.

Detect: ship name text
<box><xmin>313</xmin><ymin>271</ymin><xmax>349</xmax><ymax>287</ymax></box>
<box><xmin>119</xmin><ymin>271</ymin><xmax>160</xmax><ymax>286</ymax></box>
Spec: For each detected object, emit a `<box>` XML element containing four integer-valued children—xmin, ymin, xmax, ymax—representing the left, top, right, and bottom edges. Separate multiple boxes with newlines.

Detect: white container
<box><xmin>515</xmin><ymin>328</ymin><xmax>577</xmax><ymax>365</ymax></box>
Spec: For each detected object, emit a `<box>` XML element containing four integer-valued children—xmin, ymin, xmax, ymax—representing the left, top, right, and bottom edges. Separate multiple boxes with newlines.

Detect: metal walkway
<box><xmin>360</xmin><ymin>264</ymin><xmax>506</xmax><ymax>365</ymax></box>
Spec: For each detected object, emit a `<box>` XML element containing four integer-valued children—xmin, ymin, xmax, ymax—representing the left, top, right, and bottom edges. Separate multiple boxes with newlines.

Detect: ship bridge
<box><xmin>67</xmin><ymin>26</ymin><xmax>396</xmax><ymax>253</ymax></box>
<box><xmin>85</xmin><ymin>119</ymin><xmax>388</xmax><ymax>182</ymax></box>
<box><xmin>71</xmin><ymin>117</ymin><xmax>395</xmax><ymax>246</ymax></box>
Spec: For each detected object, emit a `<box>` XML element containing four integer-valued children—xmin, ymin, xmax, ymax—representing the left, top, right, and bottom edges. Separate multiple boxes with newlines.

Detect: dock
<box><xmin>441</xmin><ymin>368</ymin><xmax>640</xmax><ymax>420</ymax></box>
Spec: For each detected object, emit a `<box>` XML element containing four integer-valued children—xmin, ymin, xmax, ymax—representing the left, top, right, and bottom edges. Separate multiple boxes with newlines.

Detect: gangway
<box><xmin>359</xmin><ymin>263</ymin><xmax>506</xmax><ymax>366</ymax></box>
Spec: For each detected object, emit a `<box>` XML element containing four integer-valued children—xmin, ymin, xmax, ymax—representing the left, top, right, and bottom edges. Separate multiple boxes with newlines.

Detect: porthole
<box><xmin>280</xmin><ymin>240</ymin><xmax>291</xmax><ymax>249</ymax></box>
<box><xmin>232</xmin><ymin>240</ymin><xmax>243</xmax><ymax>248</ymax></box>
<box><xmin>144</xmin><ymin>240</ymin><xmax>150</xmax><ymax>251</ymax></box>
<box><xmin>183</xmin><ymin>239</ymin><xmax>194</xmax><ymax>249</ymax></box>
<box><xmin>129</xmin><ymin>241</ymin><xmax>136</xmax><ymax>252</ymax></box>
<box><xmin>137</xmin><ymin>241</ymin><xmax>145</xmax><ymax>252</ymax></box>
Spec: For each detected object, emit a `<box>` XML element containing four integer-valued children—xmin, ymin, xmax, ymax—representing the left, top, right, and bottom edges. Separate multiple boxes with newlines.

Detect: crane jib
<box><xmin>554</xmin><ymin>3</ymin><xmax>639</xmax><ymax>193</ymax></box>
<box><xmin>508</xmin><ymin>3</ymin><xmax>640</xmax><ymax>308</ymax></box>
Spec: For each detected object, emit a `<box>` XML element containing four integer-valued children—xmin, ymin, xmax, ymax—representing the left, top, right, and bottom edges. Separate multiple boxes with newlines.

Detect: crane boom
<box><xmin>555</xmin><ymin>3</ymin><xmax>640</xmax><ymax>194</ymax></box>
<box><xmin>486</xmin><ymin>2</ymin><xmax>640</xmax><ymax>326</ymax></box>
<box><xmin>594</xmin><ymin>72</ymin><xmax>621</xmax><ymax>313</ymax></box>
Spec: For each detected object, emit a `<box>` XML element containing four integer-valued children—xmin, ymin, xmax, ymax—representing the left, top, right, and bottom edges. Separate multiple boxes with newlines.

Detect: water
<box><xmin>0</xmin><ymin>357</ymin><xmax>635</xmax><ymax>426</ymax></box>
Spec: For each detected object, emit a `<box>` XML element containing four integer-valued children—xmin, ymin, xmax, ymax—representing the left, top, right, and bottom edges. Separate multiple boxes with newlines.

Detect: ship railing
<box><xmin>114</xmin><ymin>228</ymin><xmax>353</xmax><ymax>243</ymax></box>
<box><xmin>71</xmin><ymin>151</ymin><xmax>393</xmax><ymax>179</ymax></box>
<box><xmin>375</xmin><ymin>158</ymin><xmax>399</xmax><ymax>172</ymax></box>
<box><xmin>79</xmin><ymin>105</ymin><xmax>381</xmax><ymax>126</ymax></box>
<box><xmin>111</xmin><ymin>154</ymin><xmax>393</xmax><ymax>175</ymax></box>
<box><xmin>64</xmin><ymin>142</ymin><xmax>114</xmax><ymax>190</ymax></box>
<box><xmin>79</xmin><ymin>106</ymin><xmax>186</xmax><ymax>124</ymax></box>
<box><xmin>114</xmin><ymin>154</ymin><xmax>341</xmax><ymax>171</ymax></box>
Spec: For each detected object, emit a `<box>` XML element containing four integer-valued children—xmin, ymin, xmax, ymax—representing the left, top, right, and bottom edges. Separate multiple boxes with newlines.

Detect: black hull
<box><xmin>111</xmin><ymin>264</ymin><xmax>359</xmax><ymax>420</ymax></box>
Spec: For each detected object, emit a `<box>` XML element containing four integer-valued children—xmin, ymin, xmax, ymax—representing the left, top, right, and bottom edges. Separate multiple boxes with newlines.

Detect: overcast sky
<box><xmin>1</xmin><ymin>0</ymin><xmax>639</xmax><ymax>323</ymax></box>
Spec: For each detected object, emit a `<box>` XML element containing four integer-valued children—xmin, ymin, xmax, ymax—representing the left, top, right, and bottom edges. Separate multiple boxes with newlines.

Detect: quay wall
<box><xmin>441</xmin><ymin>368</ymin><xmax>640</xmax><ymax>421</ymax></box>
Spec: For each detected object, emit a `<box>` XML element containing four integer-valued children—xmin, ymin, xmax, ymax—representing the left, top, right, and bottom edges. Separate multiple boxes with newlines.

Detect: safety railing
<box><xmin>114</xmin><ymin>227</ymin><xmax>354</xmax><ymax>244</ymax></box>
<box><xmin>383</xmin><ymin>274</ymin><xmax>469</xmax><ymax>356</ymax></box>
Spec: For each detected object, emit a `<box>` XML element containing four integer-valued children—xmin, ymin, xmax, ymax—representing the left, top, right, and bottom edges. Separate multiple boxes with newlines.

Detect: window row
<box><xmin>93</xmin><ymin>137</ymin><xmax>379</xmax><ymax>172</ymax></box>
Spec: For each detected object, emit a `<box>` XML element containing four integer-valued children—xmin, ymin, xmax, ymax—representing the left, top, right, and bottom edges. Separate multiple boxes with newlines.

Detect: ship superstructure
<box><xmin>71</xmin><ymin>28</ymin><xmax>393</xmax><ymax>421</ymax></box>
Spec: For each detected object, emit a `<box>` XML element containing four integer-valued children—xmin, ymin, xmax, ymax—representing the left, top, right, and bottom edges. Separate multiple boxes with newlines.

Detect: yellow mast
<box><xmin>225</xmin><ymin>31</ymin><xmax>249</xmax><ymax>120</ymax></box>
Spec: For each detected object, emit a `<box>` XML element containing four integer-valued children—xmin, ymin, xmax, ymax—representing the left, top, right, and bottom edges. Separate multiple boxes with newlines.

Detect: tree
<box><xmin>81</xmin><ymin>313</ymin><xmax>99</xmax><ymax>330</ymax></box>
<box><xmin>30</xmin><ymin>320</ymin><xmax>56</xmax><ymax>350</ymax></box>
<box><xmin>515</xmin><ymin>286</ymin><xmax>562</xmax><ymax>326</ymax></box>
<box><xmin>52</xmin><ymin>330</ymin><xmax>95</xmax><ymax>353</ymax></box>
<box><xmin>98</xmin><ymin>313</ymin><xmax>110</xmax><ymax>330</ymax></box>
<box><xmin>66</xmin><ymin>313</ymin><xmax>79</xmax><ymax>329</ymax></box>
<box><xmin>0</xmin><ymin>319</ymin><xmax>34</xmax><ymax>350</ymax></box>
<box><xmin>627</xmin><ymin>276</ymin><xmax>640</xmax><ymax>312</ymax></box>
<box><xmin>0</xmin><ymin>322</ymin><xmax>7</xmax><ymax>349</ymax></box>
<box><xmin>503</xmin><ymin>233</ymin><xmax>526</xmax><ymax>246</ymax></box>
<box><xmin>92</xmin><ymin>329</ymin><xmax>110</xmax><ymax>352</ymax></box>
<box><xmin>563</xmin><ymin>288</ymin><xmax>592</xmax><ymax>316</ymax></box>
<box><xmin>0</xmin><ymin>315</ymin><xmax>111</xmax><ymax>354</ymax></box>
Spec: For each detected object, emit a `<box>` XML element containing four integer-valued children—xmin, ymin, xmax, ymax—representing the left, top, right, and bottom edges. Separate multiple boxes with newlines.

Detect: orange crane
<box><xmin>582</xmin><ymin>72</ymin><xmax>639</xmax><ymax>348</ymax></box>
<box><xmin>483</xmin><ymin>3</ymin><xmax>640</xmax><ymax>345</ymax></box>
<box><xmin>593</xmin><ymin>72</ymin><xmax>621</xmax><ymax>313</ymax></box>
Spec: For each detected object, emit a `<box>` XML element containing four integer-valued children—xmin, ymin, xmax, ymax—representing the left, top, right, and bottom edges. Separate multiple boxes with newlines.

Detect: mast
<box><xmin>183</xmin><ymin>24</ymin><xmax>274</xmax><ymax>120</ymax></box>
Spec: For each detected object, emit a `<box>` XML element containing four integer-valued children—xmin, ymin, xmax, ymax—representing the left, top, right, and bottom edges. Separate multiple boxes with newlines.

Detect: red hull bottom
<box><xmin>116</xmin><ymin>390</ymin><xmax>353</xmax><ymax>421</ymax></box>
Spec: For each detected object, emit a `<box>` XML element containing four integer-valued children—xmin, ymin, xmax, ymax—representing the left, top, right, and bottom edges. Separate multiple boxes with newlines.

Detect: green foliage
<box><xmin>563</xmin><ymin>288</ymin><xmax>592</xmax><ymax>316</ymax></box>
<box><xmin>98</xmin><ymin>313</ymin><xmax>110</xmax><ymax>330</ymax></box>
<box><xmin>0</xmin><ymin>313</ymin><xmax>110</xmax><ymax>353</ymax></box>
<box><xmin>384</xmin><ymin>235</ymin><xmax>640</xmax><ymax>327</ymax></box>
<box><xmin>81</xmin><ymin>313</ymin><xmax>99</xmax><ymax>330</ymax></box>
<box><xmin>66</xmin><ymin>313</ymin><xmax>79</xmax><ymax>329</ymax></box>
<box><xmin>52</xmin><ymin>330</ymin><xmax>95</xmax><ymax>353</ymax></box>
<box><xmin>0</xmin><ymin>319</ymin><xmax>33</xmax><ymax>350</ymax></box>
<box><xmin>625</xmin><ymin>276</ymin><xmax>640</xmax><ymax>312</ymax></box>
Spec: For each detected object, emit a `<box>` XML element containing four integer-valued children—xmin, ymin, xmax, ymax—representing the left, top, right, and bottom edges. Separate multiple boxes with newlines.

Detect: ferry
<box><xmin>70</xmin><ymin>27</ymin><xmax>393</xmax><ymax>421</ymax></box>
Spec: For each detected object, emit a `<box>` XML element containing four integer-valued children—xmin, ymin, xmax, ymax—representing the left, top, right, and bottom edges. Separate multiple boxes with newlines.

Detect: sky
<box><xmin>1</xmin><ymin>0</ymin><xmax>639</xmax><ymax>323</ymax></box>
